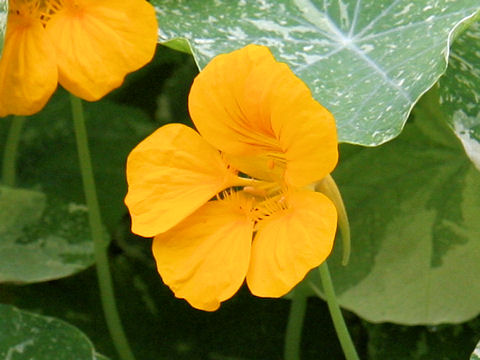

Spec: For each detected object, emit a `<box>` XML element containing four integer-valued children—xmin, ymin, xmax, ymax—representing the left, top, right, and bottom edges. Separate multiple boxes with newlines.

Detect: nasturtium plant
<box><xmin>152</xmin><ymin>0</ymin><xmax>479</xmax><ymax>146</ymax></box>
<box><xmin>0</xmin><ymin>304</ymin><xmax>108</xmax><ymax>360</ymax></box>
<box><xmin>1</xmin><ymin>0</ymin><xmax>480</xmax><ymax>359</ymax></box>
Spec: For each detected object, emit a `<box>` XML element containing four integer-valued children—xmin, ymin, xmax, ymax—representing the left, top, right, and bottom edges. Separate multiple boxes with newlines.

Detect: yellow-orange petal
<box><xmin>246</xmin><ymin>190</ymin><xmax>337</xmax><ymax>297</ymax></box>
<box><xmin>188</xmin><ymin>44</ymin><xmax>338</xmax><ymax>187</ymax></box>
<box><xmin>152</xmin><ymin>197</ymin><xmax>254</xmax><ymax>311</ymax></box>
<box><xmin>45</xmin><ymin>0</ymin><xmax>158</xmax><ymax>101</ymax></box>
<box><xmin>125</xmin><ymin>123</ymin><xmax>240</xmax><ymax>237</ymax></box>
<box><xmin>0</xmin><ymin>9</ymin><xmax>57</xmax><ymax>117</ymax></box>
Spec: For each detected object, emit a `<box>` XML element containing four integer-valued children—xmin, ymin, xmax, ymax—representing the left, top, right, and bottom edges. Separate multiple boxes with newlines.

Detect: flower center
<box><xmin>8</xmin><ymin>0</ymin><xmax>41</xmax><ymax>22</ymax></box>
<box><xmin>7</xmin><ymin>0</ymin><xmax>65</xmax><ymax>26</ymax></box>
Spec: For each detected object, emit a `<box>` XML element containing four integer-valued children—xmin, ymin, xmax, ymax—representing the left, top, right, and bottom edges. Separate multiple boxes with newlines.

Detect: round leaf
<box><xmin>313</xmin><ymin>101</ymin><xmax>480</xmax><ymax>324</ymax></box>
<box><xmin>0</xmin><ymin>304</ymin><xmax>107</xmax><ymax>360</ymax></box>
<box><xmin>0</xmin><ymin>186</ymin><xmax>94</xmax><ymax>284</ymax></box>
<box><xmin>152</xmin><ymin>0</ymin><xmax>479</xmax><ymax>145</ymax></box>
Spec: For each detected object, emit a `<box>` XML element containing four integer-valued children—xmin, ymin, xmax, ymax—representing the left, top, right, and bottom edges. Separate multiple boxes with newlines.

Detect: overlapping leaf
<box><xmin>0</xmin><ymin>185</ymin><xmax>94</xmax><ymax>283</ymax></box>
<box><xmin>439</xmin><ymin>20</ymin><xmax>480</xmax><ymax>171</ymax></box>
<box><xmin>0</xmin><ymin>304</ymin><xmax>108</xmax><ymax>360</ymax></box>
<box><xmin>152</xmin><ymin>0</ymin><xmax>479</xmax><ymax>145</ymax></box>
<box><xmin>311</xmin><ymin>94</ymin><xmax>480</xmax><ymax>324</ymax></box>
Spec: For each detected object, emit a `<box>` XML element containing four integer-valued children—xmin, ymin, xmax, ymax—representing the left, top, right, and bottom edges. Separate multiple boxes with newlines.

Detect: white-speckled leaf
<box><xmin>0</xmin><ymin>0</ymin><xmax>6</xmax><ymax>56</ymax></box>
<box><xmin>0</xmin><ymin>304</ymin><xmax>108</xmax><ymax>360</ymax></box>
<box><xmin>309</xmin><ymin>96</ymin><xmax>480</xmax><ymax>324</ymax></box>
<box><xmin>0</xmin><ymin>186</ymin><xmax>95</xmax><ymax>284</ymax></box>
<box><xmin>472</xmin><ymin>340</ymin><xmax>480</xmax><ymax>360</ymax></box>
<box><xmin>439</xmin><ymin>20</ymin><xmax>480</xmax><ymax>171</ymax></box>
<box><xmin>153</xmin><ymin>0</ymin><xmax>479</xmax><ymax>145</ymax></box>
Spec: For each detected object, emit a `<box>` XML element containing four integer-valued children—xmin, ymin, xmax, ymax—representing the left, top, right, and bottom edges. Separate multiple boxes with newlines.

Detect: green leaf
<box><xmin>0</xmin><ymin>0</ymin><xmax>6</xmax><ymax>56</ymax></box>
<box><xmin>439</xmin><ymin>20</ymin><xmax>480</xmax><ymax>171</ymax></box>
<box><xmin>0</xmin><ymin>304</ymin><xmax>107</xmax><ymax>360</ymax></box>
<box><xmin>152</xmin><ymin>0</ymin><xmax>479</xmax><ymax>145</ymax></box>
<box><xmin>311</xmin><ymin>93</ymin><xmax>480</xmax><ymax>324</ymax></box>
<box><xmin>472</xmin><ymin>339</ymin><xmax>480</xmax><ymax>360</ymax></box>
<box><xmin>0</xmin><ymin>185</ymin><xmax>94</xmax><ymax>284</ymax></box>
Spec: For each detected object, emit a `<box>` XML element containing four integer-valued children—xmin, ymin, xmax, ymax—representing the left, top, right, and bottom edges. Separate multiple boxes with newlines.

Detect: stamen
<box><xmin>252</xmin><ymin>192</ymin><xmax>289</xmax><ymax>225</ymax></box>
<box><xmin>217</xmin><ymin>188</ymin><xmax>258</xmax><ymax>222</ymax></box>
<box><xmin>39</xmin><ymin>0</ymin><xmax>64</xmax><ymax>24</ymax></box>
<box><xmin>9</xmin><ymin>0</ymin><xmax>41</xmax><ymax>17</ymax></box>
<box><xmin>8</xmin><ymin>0</ymin><xmax>65</xmax><ymax>26</ymax></box>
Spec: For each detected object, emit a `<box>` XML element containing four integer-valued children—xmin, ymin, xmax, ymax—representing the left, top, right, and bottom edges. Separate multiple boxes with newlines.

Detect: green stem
<box><xmin>318</xmin><ymin>262</ymin><xmax>359</xmax><ymax>360</ymax></box>
<box><xmin>284</xmin><ymin>289</ymin><xmax>308</xmax><ymax>360</ymax></box>
<box><xmin>316</xmin><ymin>175</ymin><xmax>351</xmax><ymax>265</ymax></box>
<box><xmin>70</xmin><ymin>95</ymin><xmax>135</xmax><ymax>360</ymax></box>
<box><xmin>2</xmin><ymin>116</ymin><xmax>26</xmax><ymax>186</ymax></box>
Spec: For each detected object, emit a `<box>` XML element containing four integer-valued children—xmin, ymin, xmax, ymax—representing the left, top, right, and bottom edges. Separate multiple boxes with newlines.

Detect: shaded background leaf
<box><xmin>152</xmin><ymin>0</ymin><xmax>479</xmax><ymax>145</ymax></box>
<box><xmin>0</xmin><ymin>186</ymin><xmax>94</xmax><ymax>283</ymax></box>
<box><xmin>0</xmin><ymin>304</ymin><xmax>108</xmax><ymax>360</ymax></box>
<box><xmin>13</xmin><ymin>89</ymin><xmax>155</xmax><ymax>232</ymax></box>
<box><xmin>310</xmin><ymin>91</ymin><xmax>480</xmax><ymax>324</ymax></box>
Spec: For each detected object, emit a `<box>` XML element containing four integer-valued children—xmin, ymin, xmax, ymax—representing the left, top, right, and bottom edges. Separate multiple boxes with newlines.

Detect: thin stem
<box><xmin>316</xmin><ymin>175</ymin><xmax>351</xmax><ymax>265</ymax></box>
<box><xmin>70</xmin><ymin>95</ymin><xmax>136</xmax><ymax>360</ymax></box>
<box><xmin>2</xmin><ymin>116</ymin><xmax>26</xmax><ymax>186</ymax></box>
<box><xmin>284</xmin><ymin>289</ymin><xmax>308</xmax><ymax>360</ymax></box>
<box><xmin>318</xmin><ymin>262</ymin><xmax>359</xmax><ymax>360</ymax></box>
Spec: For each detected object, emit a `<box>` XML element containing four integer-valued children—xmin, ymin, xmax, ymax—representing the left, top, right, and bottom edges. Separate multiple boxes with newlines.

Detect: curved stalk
<box><xmin>318</xmin><ymin>262</ymin><xmax>359</xmax><ymax>360</ymax></box>
<box><xmin>70</xmin><ymin>95</ymin><xmax>135</xmax><ymax>360</ymax></box>
<box><xmin>316</xmin><ymin>175</ymin><xmax>351</xmax><ymax>265</ymax></box>
<box><xmin>284</xmin><ymin>289</ymin><xmax>308</xmax><ymax>360</ymax></box>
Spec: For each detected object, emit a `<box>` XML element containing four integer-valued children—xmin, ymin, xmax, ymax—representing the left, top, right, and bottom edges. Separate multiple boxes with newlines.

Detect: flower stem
<box><xmin>70</xmin><ymin>95</ymin><xmax>136</xmax><ymax>360</ymax></box>
<box><xmin>318</xmin><ymin>262</ymin><xmax>359</xmax><ymax>360</ymax></box>
<box><xmin>316</xmin><ymin>175</ymin><xmax>351</xmax><ymax>265</ymax></box>
<box><xmin>284</xmin><ymin>289</ymin><xmax>308</xmax><ymax>360</ymax></box>
<box><xmin>2</xmin><ymin>116</ymin><xmax>26</xmax><ymax>187</ymax></box>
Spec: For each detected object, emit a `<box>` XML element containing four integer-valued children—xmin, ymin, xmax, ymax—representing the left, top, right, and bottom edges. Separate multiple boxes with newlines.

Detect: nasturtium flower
<box><xmin>125</xmin><ymin>44</ymin><xmax>339</xmax><ymax>311</ymax></box>
<box><xmin>0</xmin><ymin>0</ymin><xmax>158</xmax><ymax>117</ymax></box>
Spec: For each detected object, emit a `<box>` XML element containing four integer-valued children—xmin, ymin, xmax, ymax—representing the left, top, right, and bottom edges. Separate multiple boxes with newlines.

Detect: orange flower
<box><xmin>125</xmin><ymin>45</ymin><xmax>339</xmax><ymax>311</ymax></box>
<box><xmin>0</xmin><ymin>0</ymin><xmax>158</xmax><ymax>117</ymax></box>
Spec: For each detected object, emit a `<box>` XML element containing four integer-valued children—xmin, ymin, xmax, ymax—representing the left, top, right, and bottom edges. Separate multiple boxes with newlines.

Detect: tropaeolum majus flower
<box><xmin>125</xmin><ymin>44</ymin><xmax>339</xmax><ymax>311</ymax></box>
<box><xmin>0</xmin><ymin>0</ymin><xmax>158</xmax><ymax>117</ymax></box>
